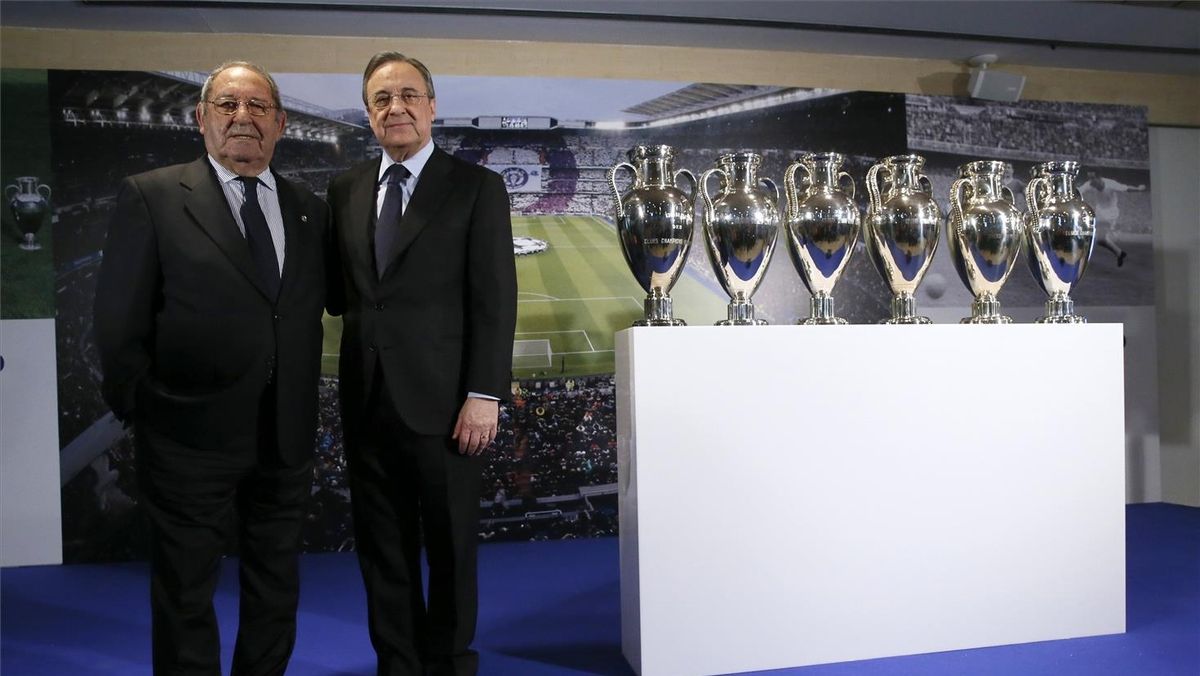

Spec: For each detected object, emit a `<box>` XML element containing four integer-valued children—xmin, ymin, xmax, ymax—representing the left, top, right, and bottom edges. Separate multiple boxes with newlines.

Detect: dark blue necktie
<box><xmin>237</xmin><ymin>176</ymin><xmax>280</xmax><ymax>300</ymax></box>
<box><xmin>374</xmin><ymin>163</ymin><xmax>411</xmax><ymax>278</ymax></box>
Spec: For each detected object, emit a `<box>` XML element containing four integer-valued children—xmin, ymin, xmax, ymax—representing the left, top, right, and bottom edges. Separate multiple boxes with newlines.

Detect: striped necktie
<box><xmin>237</xmin><ymin>175</ymin><xmax>280</xmax><ymax>300</ymax></box>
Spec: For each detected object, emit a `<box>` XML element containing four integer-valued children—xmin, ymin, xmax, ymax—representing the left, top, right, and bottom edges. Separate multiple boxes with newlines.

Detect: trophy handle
<box><xmin>760</xmin><ymin>177</ymin><xmax>781</xmax><ymax>206</ymax></box>
<box><xmin>837</xmin><ymin>171</ymin><xmax>856</xmax><ymax>201</ymax></box>
<box><xmin>918</xmin><ymin>174</ymin><xmax>934</xmax><ymax>195</ymax></box>
<box><xmin>949</xmin><ymin>178</ymin><xmax>972</xmax><ymax>237</ymax></box>
<box><xmin>673</xmin><ymin>168</ymin><xmax>698</xmax><ymax>204</ymax></box>
<box><xmin>1002</xmin><ymin>185</ymin><xmax>1018</xmax><ymax>209</ymax></box>
<box><xmin>784</xmin><ymin>161</ymin><xmax>803</xmax><ymax>221</ymax></box>
<box><xmin>1026</xmin><ymin>176</ymin><xmax>1046</xmax><ymax>215</ymax></box>
<box><xmin>3</xmin><ymin>184</ymin><xmax>17</xmax><ymax>201</ymax></box>
<box><xmin>607</xmin><ymin>162</ymin><xmax>637</xmax><ymax>220</ymax></box>
<box><xmin>698</xmin><ymin>167</ymin><xmax>725</xmax><ymax>225</ymax></box>
<box><xmin>698</xmin><ymin>167</ymin><xmax>725</xmax><ymax>264</ymax></box>
<box><xmin>37</xmin><ymin>183</ymin><xmax>52</xmax><ymax>201</ymax></box>
<box><xmin>866</xmin><ymin>163</ymin><xmax>888</xmax><ymax>213</ymax></box>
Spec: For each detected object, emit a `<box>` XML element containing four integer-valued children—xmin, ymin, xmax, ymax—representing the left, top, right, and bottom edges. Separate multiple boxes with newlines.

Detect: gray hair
<box><xmin>361</xmin><ymin>51</ymin><xmax>436</xmax><ymax>106</ymax></box>
<box><xmin>199</xmin><ymin>60</ymin><xmax>283</xmax><ymax>112</ymax></box>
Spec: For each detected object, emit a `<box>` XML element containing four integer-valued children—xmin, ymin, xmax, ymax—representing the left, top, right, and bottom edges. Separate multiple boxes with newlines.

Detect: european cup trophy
<box><xmin>699</xmin><ymin>152</ymin><xmax>781</xmax><ymax>326</ymax></box>
<box><xmin>6</xmin><ymin>176</ymin><xmax>52</xmax><ymax>251</ymax></box>
<box><xmin>1025</xmin><ymin>161</ymin><xmax>1096</xmax><ymax>323</ymax></box>
<box><xmin>864</xmin><ymin>155</ymin><xmax>942</xmax><ymax>324</ymax></box>
<box><xmin>784</xmin><ymin>152</ymin><xmax>860</xmax><ymax>325</ymax></box>
<box><xmin>608</xmin><ymin>145</ymin><xmax>697</xmax><ymax>326</ymax></box>
<box><xmin>948</xmin><ymin>160</ymin><xmax>1024</xmax><ymax>324</ymax></box>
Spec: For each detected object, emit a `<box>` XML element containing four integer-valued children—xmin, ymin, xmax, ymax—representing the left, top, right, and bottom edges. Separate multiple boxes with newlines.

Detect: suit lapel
<box><xmin>347</xmin><ymin>160</ymin><xmax>380</xmax><ymax>282</ymax></box>
<box><xmin>181</xmin><ymin>158</ymin><xmax>273</xmax><ymax>300</ymax></box>
<box><xmin>382</xmin><ymin>148</ymin><xmax>455</xmax><ymax>278</ymax></box>
<box><xmin>274</xmin><ymin>171</ymin><xmax>305</xmax><ymax>303</ymax></box>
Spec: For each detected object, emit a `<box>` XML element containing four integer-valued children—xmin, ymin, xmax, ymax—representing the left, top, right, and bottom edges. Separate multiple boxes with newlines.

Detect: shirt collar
<box><xmin>377</xmin><ymin>139</ymin><xmax>435</xmax><ymax>185</ymax></box>
<box><xmin>207</xmin><ymin>155</ymin><xmax>276</xmax><ymax>192</ymax></box>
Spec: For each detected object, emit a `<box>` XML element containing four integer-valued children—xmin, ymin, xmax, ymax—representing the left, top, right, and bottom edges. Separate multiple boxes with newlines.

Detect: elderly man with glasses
<box><xmin>326</xmin><ymin>51</ymin><xmax>517</xmax><ymax>676</ymax></box>
<box><xmin>94</xmin><ymin>60</ymin><xmax>329</xmax><ymax>676</ymax></box>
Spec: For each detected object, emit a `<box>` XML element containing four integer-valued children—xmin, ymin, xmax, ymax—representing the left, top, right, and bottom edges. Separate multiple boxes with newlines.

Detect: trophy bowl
<box><xmin>1025</xmin><ymin>161</ymin><xmax>1095</xmax><ymax>323</ymax></box>
<box><xmin>863</xmin><ymin>154</ymin><xmax>942</xmax><ymax>324</ymax></box>
<box><xmin>784</xmin><ymin>152</ymin><xmax>860</xmax><ymax>325</ymax></box>
<box><xmin>947</xmin><ymin>160</ymin><xmax>1024</xmax><ymax>324</ymax></box>
<box><xmin>608</xmin><ymin>145</ymin><xmax>697</xmax><ymax>326</ymax></box>
<box><xmin>699</xmin><ymin>152</ymin><xmax>780</xmax><ymax>326</ymax></box>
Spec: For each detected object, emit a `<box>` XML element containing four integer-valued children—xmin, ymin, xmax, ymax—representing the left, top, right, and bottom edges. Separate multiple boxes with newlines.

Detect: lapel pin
<box><xmin>301</xmin><ymin>215</ymin><xmax>308</xmax><ymax>222</ymax></box>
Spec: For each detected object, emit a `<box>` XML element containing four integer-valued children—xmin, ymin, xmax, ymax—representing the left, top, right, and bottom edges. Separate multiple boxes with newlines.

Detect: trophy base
<box><xmin>800</xmin><ymin>295</ymin><xmax>844</xmax><ymax>325</ymax></box>
<box><xmin>1036</xmin><ymin>315</ymin><xmax>1087</xmax><ymax>324</ymax></box>
<box><xmin>634</xmin><ymin>318</ymin><xmax>687</xmax><ymax>327</ymax></box>
<box><xmin>716</xmin><ymin>319</ymin><xmax>769</xmax><ymax>326</ymax></box>
<box><xmin>884</xmin><ymin>294</ymin><xmax>930</xmax><ymax>324</ymax></box>
<box><xmin>636</xmin><ymin>293</ymin><xmax>684</xmax><ymax>327</ymax></box>
<box><xmin>962</xmin><ymin>296</ymin><xmax>1011</xmax><ymax>324</ymax></box>
<box><xmin>1036</xmin><ymin>294</ymin><xmax>1085</xmax><ymax>324</ymax></box>
<box><xmin>18</xmin><ymin>242</ymin><xmax>42</xmax><ymax>251</ymax></box>
<box><xmin>718</xmin><ymin>300</ymin><xmax>764</xmax><ymax>326</ymax></box>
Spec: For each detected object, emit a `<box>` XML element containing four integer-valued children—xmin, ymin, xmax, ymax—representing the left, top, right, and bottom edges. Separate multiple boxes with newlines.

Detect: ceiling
<box><xmin>2</xmin><ymin>0</ymin><xmax>1198</xmax><ymax>76</ymax></box>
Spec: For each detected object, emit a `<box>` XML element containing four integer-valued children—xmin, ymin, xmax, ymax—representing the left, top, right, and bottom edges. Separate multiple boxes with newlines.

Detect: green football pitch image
<box><xmin>321</xmin><ymin>214</ymin><xmax>726</xmax><ymax>378</ymax></box>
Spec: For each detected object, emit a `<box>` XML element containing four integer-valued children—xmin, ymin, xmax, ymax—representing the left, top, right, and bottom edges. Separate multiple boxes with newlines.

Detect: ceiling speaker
<box><xmin>968</xmin><ymin>68</ymin><xmax>1026</xmax><ymax>102</ymax></box>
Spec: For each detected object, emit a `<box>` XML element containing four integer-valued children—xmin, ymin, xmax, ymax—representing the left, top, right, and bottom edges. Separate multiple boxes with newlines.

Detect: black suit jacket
<box><xmin>327</xmin><ymin>147</ymin><xmax>517</xmax><ymax>436</ymax></box>
<box><xmin>94</xmin><ymin>157</ymin><xmax>328</xmax><ymax>463</ymax></box>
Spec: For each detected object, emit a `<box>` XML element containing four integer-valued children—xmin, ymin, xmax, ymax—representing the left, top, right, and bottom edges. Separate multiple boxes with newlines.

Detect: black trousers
<box><xmin>348</xmin><ymin>375</ymin><xmax>483</xmax><ymax>676</ymax></box>
<box><xmin>135</xmin><ymin>390</ymin><xmax>312</xmax><ymax>676</ymax></box>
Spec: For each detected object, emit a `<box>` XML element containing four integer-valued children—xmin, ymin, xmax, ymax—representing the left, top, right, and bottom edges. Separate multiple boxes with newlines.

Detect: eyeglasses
<box><xmin>370</xmin><ymin>91</ymin><xmax>431</xmax><ymax>110</ymax></box>
<box><xmin>206</xmin><ymin>98</ymin><xmax>276</xmax><ymax>117</ymax></box>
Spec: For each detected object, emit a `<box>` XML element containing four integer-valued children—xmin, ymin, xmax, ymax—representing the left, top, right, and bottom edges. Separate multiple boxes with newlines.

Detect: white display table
<box><xmin>616</xmin><ymin>324</ymin><xmax>1125</xmax><ymax>676</ymax></box>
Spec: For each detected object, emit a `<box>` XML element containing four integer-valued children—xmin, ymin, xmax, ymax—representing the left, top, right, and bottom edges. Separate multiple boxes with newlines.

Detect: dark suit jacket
<box><xmin>94</xmin><ymin>157</ymin><xmax>328</xmax><ymax>464</ymax></box>
<box><xmin>327</xmin><ymin>147</ymin><xmax>517</xmax><ymax>436</ymax></box>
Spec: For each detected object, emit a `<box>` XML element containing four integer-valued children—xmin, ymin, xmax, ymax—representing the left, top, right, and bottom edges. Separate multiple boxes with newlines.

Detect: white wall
<box><xmin>0</xmin><ymin>319</ymin><xmax>63</xmax><ymax>566</ymax></box>
<box><xmin>1151</xmin><ymin>126</ymin><xmax>1200</xmax><ymax>507</ymax></box>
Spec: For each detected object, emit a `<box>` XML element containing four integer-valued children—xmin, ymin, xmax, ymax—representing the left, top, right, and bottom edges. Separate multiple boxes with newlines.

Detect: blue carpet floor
<box><xmin>2</xmin><ymin>503</ymin><xmax>1197</xmax><ymax>675</ymax></box>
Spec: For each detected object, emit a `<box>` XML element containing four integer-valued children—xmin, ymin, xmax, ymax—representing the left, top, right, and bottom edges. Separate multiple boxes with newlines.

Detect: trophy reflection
<box><xmin>6</xmin><ymin>176</ymin><xmax>52</xmax><ymax>251</ymax></box>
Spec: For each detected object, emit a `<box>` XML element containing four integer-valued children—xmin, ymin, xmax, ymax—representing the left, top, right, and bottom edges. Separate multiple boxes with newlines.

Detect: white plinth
<box><xmin>617</xmin><ymin>325</ymin><xmax>1125</xmax><ymax>676</ymax></box>
<box><xmin>1</xmin><ymin>319</ymin><xmax>63</xmax><ymax>567</ymax></box>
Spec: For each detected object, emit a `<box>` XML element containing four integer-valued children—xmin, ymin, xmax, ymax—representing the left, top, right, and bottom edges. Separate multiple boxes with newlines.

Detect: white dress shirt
<box><xmin>208</xmin><ymin>155</ymin><xmax>286</xmax><ymax>274</ymax></box>
<box><xmin>375</xmin><ymin>138</ymin><xmax>435</xmax><ymax>219</ymax></box>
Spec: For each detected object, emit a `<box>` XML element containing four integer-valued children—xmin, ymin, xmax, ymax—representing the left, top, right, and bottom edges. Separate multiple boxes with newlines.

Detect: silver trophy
<box><xmin>608</xmin><ymin>145</ymin><xmax>697</xmax><ymax>326</ymax></box>
<box><xmin>864</xmin><ymin>155</ymin><xmax>942</xmax><ymax>324</ymax></box>
<box><xmin>5</xmin><ymin>176</ymin><xmax>52</xmax><ymax>251</ymax></box>
<box><xmin>699</xmin><ymin>152</ymin><xmax>781</xmax><ymax>326</ymax></box>
<box><xmin>948</xmin><ymin>160</ymin><xmax>1024</xmax><ymax>324</ymax></box>
<box><xmin>784</xmin><ymin>152</ymin><xmax>860</xmax><ymax>325</ymax></box>
<box><xmin>1025</xmin><ymin>161</ymin><xmax>1096</xmax><ymax>323</ymax></box>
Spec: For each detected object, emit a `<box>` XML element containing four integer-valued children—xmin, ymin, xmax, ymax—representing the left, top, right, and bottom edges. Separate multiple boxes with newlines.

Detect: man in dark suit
<box><xmin>326</xmin><ymin>52</ymin><xmax>517</xmax><ymax>676</ymax></box>
<box><xmin>93</xmin><ymin>61</ymin><xmax>328</xmax><ymax>676</ymax></box>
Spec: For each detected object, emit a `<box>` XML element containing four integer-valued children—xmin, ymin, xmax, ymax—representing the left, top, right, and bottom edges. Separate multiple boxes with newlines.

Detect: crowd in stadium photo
<box><xmin>907</xmin><ymin>96</ymin><xmax>1149</xmax><ymax>167</ymax></box>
